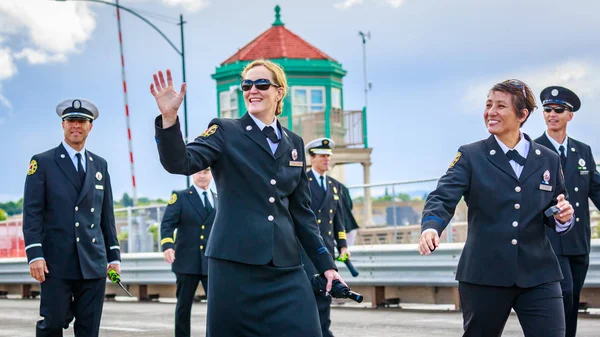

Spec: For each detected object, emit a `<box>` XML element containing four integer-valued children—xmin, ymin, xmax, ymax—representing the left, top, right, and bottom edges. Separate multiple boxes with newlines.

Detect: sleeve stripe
<box><xmin>25</xmin><ymin>243</ymin><xmax>42</xmax><ymax>251</ymax></box>
<box><xmin>422</xmin><ymin>216</ymin><xmax>444</xmax><ymax>227</ymax></box>
<box><xmin>28</xmin><ymin>257</ymin><xmax>45</xmax><ymax>264</ymax></box>
<box><xmin>338</xmin><ymin>232</ymin><xmax>347</xmax><ymax>240</ymax></box>
<box><xmin>161</xmin><ymin>238</ymin><xmax>175</xmax><ymax>245</ymax></box>
<box><xmin>109</xmin><ymin>246</ymin><xmax>120</xmax><ymax>250</ymax></box>
<box><xmin>317</xmin><ymin>247</ymin><xmax>328</xmax><ymax>255</ymax></box>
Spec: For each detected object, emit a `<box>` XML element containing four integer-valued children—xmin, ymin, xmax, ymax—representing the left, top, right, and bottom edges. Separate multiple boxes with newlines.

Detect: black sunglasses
<box><xmin>504</xmin><ymin>79</ymin><xmax>527</xmax><ymax>97</ymax></box>
<box><xmin>240</xmin><ymin>78</ymin><xmax>280</xmax><ymax>91</ymax></box>
<box><xmin>543</xmin><ymin>106</ymin><xmax>569</xmax><ymax>113</ymax></box>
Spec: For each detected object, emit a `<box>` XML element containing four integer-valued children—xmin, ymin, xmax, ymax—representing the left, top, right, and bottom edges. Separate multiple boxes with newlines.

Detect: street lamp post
<box><xmin>358</xmin><ymin>31</ymin><xmax>370</xmax><ymax>110</ymax></box>
<box><xmin>358</xmin><ymin>31</ymin><xmax>373</xmax><ymax>227</ymax></box>
<box><xmin>55</xmin><ymin>0</ymin><xmax>191</xmax><ymax>188</ymax></box>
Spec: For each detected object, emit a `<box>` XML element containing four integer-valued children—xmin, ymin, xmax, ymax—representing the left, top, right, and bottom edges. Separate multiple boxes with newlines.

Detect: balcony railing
<box><xmin>279</xmin><ymin>108</ymin><xmax>366</xmax><ymax>148</ymax></box>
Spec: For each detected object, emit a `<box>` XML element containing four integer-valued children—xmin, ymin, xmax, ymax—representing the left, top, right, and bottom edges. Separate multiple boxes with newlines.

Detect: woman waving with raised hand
<box><xmin>151</xmin><ymin>59</ymin><xmax>344</xmax><ymax>337</ymax></box>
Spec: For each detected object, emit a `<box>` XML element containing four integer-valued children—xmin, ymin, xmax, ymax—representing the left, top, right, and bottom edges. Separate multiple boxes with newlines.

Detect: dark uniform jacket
<box><xmin>340</xmin><ymin>183</ymin><xmax>360</xmax><ymax>233</ymax></box>
<box><xmin>422</xmin><ymin>134</ymin><xmax>572</xmax><ymax>288</ymax></box>
<box><xmin>535</xmin><ymin>134</ymin><xmax>600</xmax><ymax>256</ymax></box>
<box><xmin>306</xmin><ymin>170</ymin><xmax>347</xmax><ymax>255</ymax></box>
<box><xmin>160</xmin><ymin>187</ymin><xmax>216</xmax><ymax>275</ymax></box>
<box><xmin>23</xmin><ymin>143</ymin><xmax>120</xmax><ymax>280</ymax></box>
<box><xmin>154</xmin><ymin>113</ymin><xmax>336</xmax><ymax>274</ymax></box>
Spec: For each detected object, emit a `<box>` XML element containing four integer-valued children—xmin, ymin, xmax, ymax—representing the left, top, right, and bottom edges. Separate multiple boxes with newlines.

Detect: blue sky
<box><xmin>1</xmin><ymin>0</ymin><xmax>600</xmax><ymax>202</ymax></box>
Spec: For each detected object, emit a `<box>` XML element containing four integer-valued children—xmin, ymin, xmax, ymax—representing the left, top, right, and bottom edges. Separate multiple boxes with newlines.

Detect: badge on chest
<box><xmin>539</xmin><ymin>170</ymin><xmax>553</xmax><ymax>191</ymax></box>
<box><xmin>289</xmin><ymin>148</ymin><xmax>302</xmax><ymax>167</ymax></box>
<box><xmin>578</xmin><ymin>158</ymin><xmax>589</xmax><ymax>175</ymax></box>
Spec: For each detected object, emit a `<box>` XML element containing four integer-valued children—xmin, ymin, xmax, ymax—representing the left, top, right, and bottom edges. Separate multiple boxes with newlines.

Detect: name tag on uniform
<box><xmin>95</xmin><ymin>185</ymin><xmax>104</xmax><ymax>190</ymax></box>
<box><xmin>539</xmin><ymin>184</ymin><xmax>553</xmax><ymax>192</ymax></box>
<box><xmin>580</xmin><ymin>170</ymin><xmax>589</xmax><ymax>175</ymax></box>
<box><xmin>289</xmin><ymin>161</ymin><xmax>303</xmax><ymax>167</ymax></box>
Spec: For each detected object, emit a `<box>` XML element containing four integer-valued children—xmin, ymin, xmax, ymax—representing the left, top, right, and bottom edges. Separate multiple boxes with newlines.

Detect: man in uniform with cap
<box><xmin>160</xmin><ymin>168</ymin><xmax>216</xmax><ymax>337</ymax></box>
<box><xmin>534</xmin><ymin>86</ymin><xmax>600</xmax><ymax>337</ymax></box>
<box><xmin>303</xmin><ymin>137</ymin><xmax>348</xmax><ymax>337</ymax></box>
<box><xmin>23</xmin><ymin>99</ymin><xmax>121</xmax><ymax>336</ymax></box>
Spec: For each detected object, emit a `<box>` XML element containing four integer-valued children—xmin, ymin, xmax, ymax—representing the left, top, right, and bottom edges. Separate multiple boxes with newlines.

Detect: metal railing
<box><xmin>278</xmin><ymin>108</ymin><xmax>365</xmax><ymax>148</ymax></box>
<box><xmin>344</xmin><ymin>179</ymin><xmax>600</xmax><ymax>245</ymax></box>
<box><xmin>2</xmin><ymin>177</ymin><xmax>599</xmax><ymax>255</ymax></box>
<box><xmin>0</xmin><ymin>205</ymin><xmax>169</xmax><ymax>256</ymax></box>
<box><xmin>345</xmin><ymin>178</ymin><xmax>450</xmax><ymax>244</ymax></box>
<box><xmin>113</xmin><ymin>204</ymin><xmax>167</xmax><ymax>254</ymax></box>
<box><xmin>3</xmin><ymin>240</ymin><xmax>600</xmax><ymax>288</ymax></box>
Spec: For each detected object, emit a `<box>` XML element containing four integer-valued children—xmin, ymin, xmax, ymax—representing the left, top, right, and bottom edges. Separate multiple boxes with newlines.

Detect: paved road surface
<box><xmin>1</xmin><ymin>299</ymin><xmax>599</xmax><ymax>336</ymax></box>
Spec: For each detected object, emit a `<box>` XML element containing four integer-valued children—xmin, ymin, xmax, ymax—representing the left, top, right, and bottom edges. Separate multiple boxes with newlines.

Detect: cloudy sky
<box><xmin>1</xmin><ymin>0</ymin><xmax>599</xmax><ymax>202</ymax></box>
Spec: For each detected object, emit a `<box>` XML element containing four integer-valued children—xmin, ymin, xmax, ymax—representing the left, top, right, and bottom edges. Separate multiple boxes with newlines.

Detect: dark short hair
<box><xmin>488</xmin><ymin>79</ymin><xmax>537</xmax><ymax>126</ymax></box>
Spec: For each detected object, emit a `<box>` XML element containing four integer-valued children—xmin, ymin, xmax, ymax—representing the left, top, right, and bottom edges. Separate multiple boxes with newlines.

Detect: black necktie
<box><xmin>75</xmin><ymin>153</ymin><xmax>85</xmax><ymax>185</ymax></box>
<box><xmin>319</xmin><ymin>176</ymin><xmax>326</xmax><ymax>192</ymax></box>
<box><xmin>203</xmin><ymin>191</ymin><xmax>213</xmax><ymax>213</ymax></box>
<box><xmin>263</xmin><ymin>126</ymin><xmax>280</xmax><ymax>144</ymax></box>
<box><xmin>506</xmin><ymin>149</ymin><xmax>526</xmax><ymax>166</ymax></box>
<box><xmin>559</xmin><ymin>145</ymin><xmax>567</xmax><ymax>169</ymax></box>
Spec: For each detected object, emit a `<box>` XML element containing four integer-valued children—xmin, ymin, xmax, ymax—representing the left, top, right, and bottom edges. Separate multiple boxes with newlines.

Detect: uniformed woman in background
<box><xmin>418</xmin><ymin>79</ymin><xmax>574</xmax><ymax>337</ymax></box>
<box><xmin>150</xmin><ymin>59</ymin><xmax>344</xmax><ymax>337</ymax></box>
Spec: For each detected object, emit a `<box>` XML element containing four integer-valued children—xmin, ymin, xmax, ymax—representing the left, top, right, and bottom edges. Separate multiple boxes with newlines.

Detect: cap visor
<box><xmin>63</xmin><ymin>116</ymin><xmax>93</xmax><ymax>121</ymax></box>
<box><xmin>310</xmin><ymin>149</ymin><xmax>333</xmax><ymax>155</ymax></box>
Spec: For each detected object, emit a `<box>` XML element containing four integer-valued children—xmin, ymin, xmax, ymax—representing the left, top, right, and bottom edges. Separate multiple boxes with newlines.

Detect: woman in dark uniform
<box><xmin>418</xmin><ymin>79</ymin><xmax>575</xmax><ymax>337</ymax></box>
<box><xmin>150</xmin><ymin>59</ymin><xmax>345</xmax><ymax>337</ymax></box>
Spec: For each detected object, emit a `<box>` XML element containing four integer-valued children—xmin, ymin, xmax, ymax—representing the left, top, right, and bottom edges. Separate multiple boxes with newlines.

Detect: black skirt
<box><xmin>206</xmin><ymin>257</ymin><xmax>322</xmax><ymax>337</ymax></box>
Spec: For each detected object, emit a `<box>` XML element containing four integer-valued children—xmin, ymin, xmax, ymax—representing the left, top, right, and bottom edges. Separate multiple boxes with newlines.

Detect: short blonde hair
<box><xmin>241</xmin><ymin>59</ymin><xmax>288</xmax><ymax>116</ymax></box>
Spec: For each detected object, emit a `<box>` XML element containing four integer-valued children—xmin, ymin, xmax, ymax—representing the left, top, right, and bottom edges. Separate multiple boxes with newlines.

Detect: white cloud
<box><xmin>0</xmin><ymin>0</ymin><xmax>209</xmax><ymax>120</ymax></box>
<box><xmin>334</xmin><ymin>0</ymin><xmax>364</xmax><ymax>10</ymax></box>
<box><xmin>0</xmin><ymin>0</ymin><xmax>97</xmax><ymax>115</ymax></box>
<box><xmin>13</xmin><ymin>48</ymin><xmax>67</xmax><ymax>65</ymax></box>
<box><xmin>0</xmin><ymin>98</ymin><xmax>13</xmax><ymax>125</ymax></box>
<box><xmin>0</xmin><ymin>1</ymin><xmax>95</xmax><ymax>57</ymax></box>
<box><xmin>385</xmin><ymin>0</ymin><xmax>404</xmax><ymax>8</ymax></box>
<box><xmin>462</xmin><ymin>59</ymin><xmax>600</xmax><ymax>111</ymax></box>
<box><xmin>126</xmin><ymin>0</ymin><xmax>210</xmax><ymax>13</ymax></box>
<box><xmin>0</xmin><ymin>47</ymin><xmax>16</xmax><ymax>80</ymax></box>
<box><xmin>334</xmin><ymin>0</ymin><xmax>405</xmax><ymax>10</ymax></box>
<box><xmin>0</xmin><ymin>48</ymin><xmax>15</xmax><ymax>114</ymax></box>
<box><xmin>159</xmin><ymin>0</ymin><xmax>209</xmax><ymax>12</ymax></box>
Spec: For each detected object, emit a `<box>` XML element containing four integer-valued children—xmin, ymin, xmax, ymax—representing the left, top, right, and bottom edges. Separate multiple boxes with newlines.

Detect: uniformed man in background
<box><xmin>161</xmin><ymin>168</ymin><xmax>216</xmax><ymax>337</ymax></box>
<box><xmin>304</xmin><ymin>137</ymin><xmax>349</xmax><ymax>337</ymax></box>
<box><xmin>23</xmin><ymin>99</ymin><xmax>120</xmax><ymax>336</ymax></box>
<box><xmin>534</xmin><ymin>86</ymin><xmax>600</xmax><ymax>337</ymax></box>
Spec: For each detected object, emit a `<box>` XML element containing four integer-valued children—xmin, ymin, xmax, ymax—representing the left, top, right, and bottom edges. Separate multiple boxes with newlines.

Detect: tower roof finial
<box><xmin>273</xmin><ymin>5</ymin><xmax>284</xmax><ymax>26</ymax></box>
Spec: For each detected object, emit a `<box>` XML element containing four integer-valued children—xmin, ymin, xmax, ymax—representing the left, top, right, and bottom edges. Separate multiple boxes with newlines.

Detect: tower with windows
<box><xmin>211</xmin><ymin>6</ymin><xmax>374</xmax><ymax>225</ymax></box>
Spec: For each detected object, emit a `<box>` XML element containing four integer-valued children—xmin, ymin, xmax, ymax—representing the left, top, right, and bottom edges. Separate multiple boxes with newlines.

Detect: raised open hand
<box><xmin>150</xmin><ymin>69</ymin><xmax>186</xmax><ymax>128</ymax></box>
